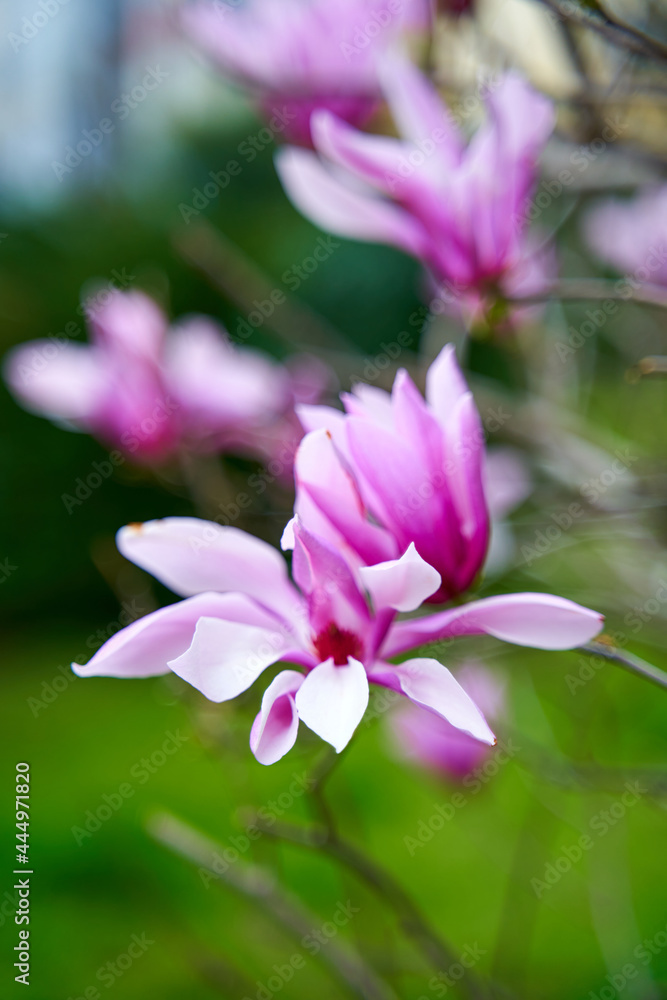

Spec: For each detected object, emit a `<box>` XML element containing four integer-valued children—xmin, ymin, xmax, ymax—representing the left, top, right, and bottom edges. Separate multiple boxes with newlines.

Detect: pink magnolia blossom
<box><xmin>276</xmin><ymin>57</ymin><xmax>556</xmax><ymax>320</ymax></box>
<box><xmin>73</xmin><ymin>515</ymin><xmax>603</xmax><ymax>765</ymax></box>
<box><xmin>389</xmin><ymin>661</ymin><xmax>506</xmax><ymax>779</ymax></box>
<box><xmin>182</xmin><ymin>0</ymin><xmax>431</xmax><ymax>146</ymax></box>
<box><xmin>583</xmin><ymin>187</ymin><xmax>667</xmax><ymax>285</ymax></box>
<box><xmin>4</xmin><ymin>290</ymin><xmax>327</xmax><ymax>467</ymax></box>
<box><xmin>286</xmin><ymin>344</ymin><xmax>491</xmax><ymax>602</ymax></box>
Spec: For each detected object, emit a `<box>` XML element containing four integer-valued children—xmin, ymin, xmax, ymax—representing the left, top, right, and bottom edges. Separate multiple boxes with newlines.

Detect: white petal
<box><xmin>295</xmin><ymin>657</ymin><xmax>369</xmax><ymax>753</ymax></box>
<box><xmin>374</xmin><ymin>658</ymin><xmax>496</xmax><ymax>745</ymax></box>
<box><xmin>117</xmin><ymin>517</ymin><xmax>301</xmax><ymax>621</ymax></box>
<box><xmin>359</xmin><ymin>543</ymin><xmax>441</xmax><ymax>612</ymax></box>
<box><xmin>168</xmin><ymin>617</ymin><xmax>289</xmax><ymax>702</ymax></box>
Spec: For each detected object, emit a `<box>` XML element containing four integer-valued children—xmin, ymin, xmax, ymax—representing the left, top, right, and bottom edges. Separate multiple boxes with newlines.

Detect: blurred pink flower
<box><xmin>4</xmin><ymin>290</ymin><xmax>328</xmax><ymax>467</ymax></box>
<box><xmin>73</xmin><ymin>515</ymin><xmax>602</xmax><ymax>764</ymax></box>
<box><xmin>583</xmin><ymin>187</ymin><xmax>667</xmax><ymax>285</ymax></box>
<box><xmin>286</xmin><ymin>344</ymin><xmax>490</xmax><ymax>602</ymax></box>
<box><xmin>182</xmin><ymin>0</ymin><xmax>431</xmax><ymax>146</ymax></box>
<box><xmin>276</xmin><ymin>57</ymin><xmax>556</xmax><ymax>320</ymax></box>
<box><xmin>389</xmin><ymin>661</ymin><xmax>506</xmax><ymax>779</ymax></box>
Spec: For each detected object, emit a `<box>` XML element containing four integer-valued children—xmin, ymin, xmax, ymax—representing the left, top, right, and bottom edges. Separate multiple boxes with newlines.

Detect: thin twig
<box><xmin>535</xmin><ymin>0</ymin><xmax>667</xmax><ymax>62</ymax></box>
<box><xmin>578</xmin><ymin>641</ymin><xmax>667</xmax><ymax>691</ymax></box>
<box><xmin>252</xmin><ymin>813</ymin><xmax>488</xmax><ymax>1000</ymax></box>
<box><xmin>509</xmin><ymin>278</ymin><xmax>667</xmax><ymax>309</ymax></box>
<box><xmin>148</xmin><ymin>810</ymin><xmax>398</xmax><ymax>1000</ymax></box>
<box><xmin>173</xmin><ymin>220</ymin><xmax>353</xmax><ymax>352</ymax></box>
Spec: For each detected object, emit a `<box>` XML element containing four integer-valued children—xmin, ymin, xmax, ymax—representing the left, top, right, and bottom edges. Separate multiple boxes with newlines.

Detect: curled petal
<box><xmin>295</xmin><ymin>657</ymin><xmax>369</xmax><ymax>753</ymax></box>
<box><xmin>359</xmin><ymin>543</ymin><xmax>441</xmax><ymax>613</ymax></box>
<box><xmin>370</xmin><ymin>658</ymin><xmax>495</xmax><ymax>745</ymax></box>
<box><xmin>250</xmin><ymin>670</ymin><xmax>304</xmax><ymax>766</ymax></box>
<box><xmin>117</xmin><ymin>518</ymin><xmax>302</xmax><ymax>622</ymax></box>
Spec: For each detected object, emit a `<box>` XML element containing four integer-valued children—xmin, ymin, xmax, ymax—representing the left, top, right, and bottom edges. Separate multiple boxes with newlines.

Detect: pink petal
<box><xmin>117</xmin><ymin>518</ymin><xmax>302</xmax><ymax>622</ymax></box>
<box><xmin>295</xmin><ymin>656</ymin><xmax>369</xmax><ymax>752</ymax></box>
<box><xmin>377</xmin><ymin>52</ymin><xmax>462</xmax><ymax>166</ymax></box>
<box><xmin>370</xmin><ymin>657</ymin><xmax>495</xmax><ymax>744</ymax></box>
<box><xmin>4</xmin><ymin>341</ymin><xmax>106</xmax><ymax>424</ymax></box>
<box><xmin>89</xmin><ymin>290</ymin><xmax>166</xmax><ymax>361</ymax></box>
<box><xmin>72</xmin><ymin>592</ymin><xmax>240</xmax><ymax>678</ymax></box>
<box><xmin>292</xmin><ymin>519</ymin><xmax>370</xmax><ymax>638</ymax></box>
<box><xmin>359</xmin><ymin>543</ymin><xmax>441</xmax><ymax>613</ymax></box>
<box><xmin>484</xmin><ymin>447</ymin><xmax>532</xmax><ymax>520</ymax></box>
<box><xmin>424</xmin><ymin>344</ymin><xmax>469</xmax><ymax>427</ymax></box>
<box><xmin>168</xmin><ymin>616</ymin><xmax>294</xmax><ymax>702</ymax></box>
<box><xmin>250</xmin><ymin>670</ymin><xmax>304</xmax><ymax>765</ymax></box>
<box><xmin>275</xmin><ymin>146</ymin><xmax>429</xmax><ymax>258</ymax></box>
<box><xmin>311</xmin><ymin>109</ymin><xmax>410</xmax><ymax>193</ymax></box>
<box><xmin>383</xmin><ymin>593</ymin><xmax>605</xmax><ymax>658</ymax></box>
<box><xmin>294</xmin><ymin>428</ymin><xmax>395</xmax><ymax>566</ymax></box>
<box><xmin>165</xmin><ymin>318</ymin><xmax>290</xmax><ymax>430</ymax></box>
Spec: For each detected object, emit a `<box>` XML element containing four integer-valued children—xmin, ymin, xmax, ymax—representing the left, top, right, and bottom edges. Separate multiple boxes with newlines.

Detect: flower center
<box><xmin>313</xmin><ymin>623</ymin><xmax>362</xmax><ymax>666</ymax></box>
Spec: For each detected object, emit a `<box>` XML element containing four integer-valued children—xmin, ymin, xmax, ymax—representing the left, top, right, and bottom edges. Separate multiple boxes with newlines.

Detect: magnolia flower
<box><xmin>4</xmin><ymin>289</ymin><xmax>327</xmax><ymax>467</ymax></box>
<box><xmin>286</xmin><ymin>344</ymin><xmax>489</xmax><ymax>602</ymax></box>
<box><xmin>276</xmin><ymin>57</ymin><xmax>555</xmax><ymax>320</ymax></box>
<box><xmin>182</xmin><ymin>0</ymin><xmax>430</xmax><ymax>146</ymax></box>
<box><xmin>73</xmin><ymin>516</ymin><xmax>603</xmax><ymax>765</ymax></box>
<box><xmin>389</xmin><ymin>661</ymin><xmax>506</xmax><ymax>779</ymax></box>
<box><xmin>583</xmin><ymin>187</ymin><xmax>667</xmax><ymax>286</ymax></box>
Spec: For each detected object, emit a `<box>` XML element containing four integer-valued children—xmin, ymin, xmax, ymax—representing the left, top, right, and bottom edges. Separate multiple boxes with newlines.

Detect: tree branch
<box><xmin>579</xmin><ymin>641</ymin><xmax>667</xmax><ymax>691</ymax></box>
<box><xmin>251</xmin><ymin>814</ymin><xmax>488</xmax><ymax>1000</ymax></box>
<box><xmin>509</xmin><ymin>279</ymin><xmax>667</xmax><ymax>310</ymax></box>
<box><xmin>147</xmin><ymin>810</ymin><xmax>399</xmax><ymax>1000</ymax></box>
<box><xmin>535</xmin><ymin>0</ymin><xmax>667</xmax><ymax>62</ymax></box>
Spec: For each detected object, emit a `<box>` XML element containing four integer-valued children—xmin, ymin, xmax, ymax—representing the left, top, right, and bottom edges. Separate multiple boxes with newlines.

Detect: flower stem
<box><xmin>578</xmin><ymin>641</ymin><xmax>667</xmax><ymax>691</ymax></box>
